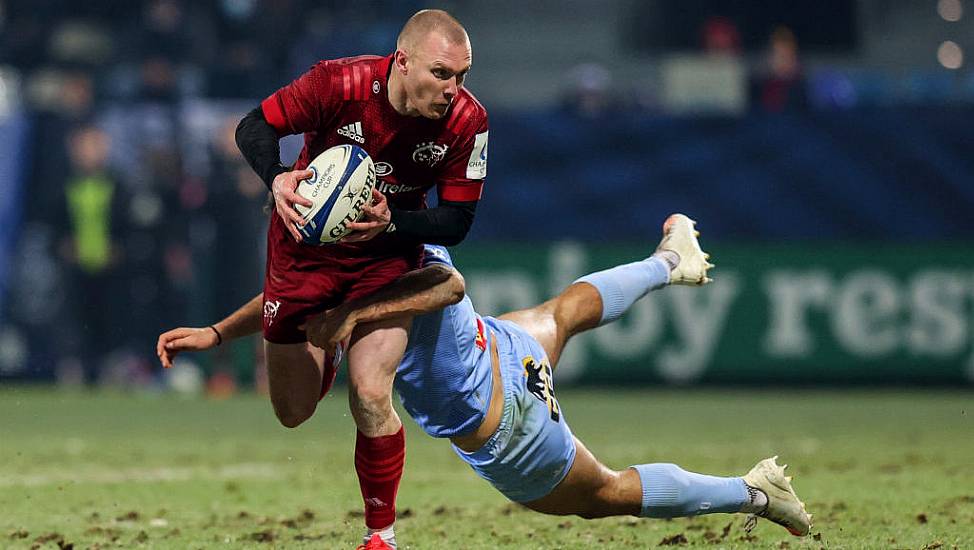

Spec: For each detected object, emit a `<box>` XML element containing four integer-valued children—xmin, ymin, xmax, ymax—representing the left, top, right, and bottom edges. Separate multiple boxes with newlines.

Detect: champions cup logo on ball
<box><xmin>293</xmin><ymin>144</ymin><xmax>377</xmax><ymax>245</ymax></box>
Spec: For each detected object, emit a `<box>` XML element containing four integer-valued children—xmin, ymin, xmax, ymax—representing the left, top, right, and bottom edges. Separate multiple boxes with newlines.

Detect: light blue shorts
<box><xmin>452</xmin><ymin>317</ymin><xmax>577</xmax><ymax>503</ymax></box>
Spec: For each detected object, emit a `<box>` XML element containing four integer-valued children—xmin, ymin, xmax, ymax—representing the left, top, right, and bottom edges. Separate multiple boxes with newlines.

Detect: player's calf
<box><xmin>569</xmin><ymin>213</ymin><xmax>712</xmax><ymax>332</ymax></box>
<box><xmin>631</xmin><ymin>463</ymin><xmax>761</xmax><ymax>518</ymax></box>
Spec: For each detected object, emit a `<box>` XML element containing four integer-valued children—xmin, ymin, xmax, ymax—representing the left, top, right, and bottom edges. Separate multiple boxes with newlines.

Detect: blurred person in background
<box><xmin>752</xmin><ymin>26</ymin><xmax>807</xmax><ymax>113</ymax></box>
<box><xmin>560</xmin><ymin>62</ymin><xmax>622</xmax><ymax>119</ymax></box>
<box><xmin>113</xmin><ymin>113</ymin><xmax>196</xmax><ymax>377</ymax></box>
<box><xmin>701</xmin><ymin>15</ymin><xmax>741</xmax><ymax>57</ymax></box>
<box><xmin>209</xmin><ymin>116</ymin><xmax>268</xmax><ymax>317</ymax></box>
<box><xmin>55</xmin><ymin>125</ymin><xmax>130</xmax><ymax>385</ymax></box>
<box><xmin>206</xmin><ymin>115</ymin><xmax>269</xmax><ymax>385</ymax></box>
<box><xmin>129</xmin><ymin>0</ymin><xmax>213</xmax><ymax>102</ymax></box>
<box><xmin>205</xmin><ymin>0</ymin><xmax>274</xmax><ymax>98</ymax></box>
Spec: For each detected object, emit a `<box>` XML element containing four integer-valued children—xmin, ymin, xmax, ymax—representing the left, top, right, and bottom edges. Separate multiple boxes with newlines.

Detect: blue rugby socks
<box><xmin>574</xmin><ymin>256</ymin><xmax>671</xmax><ymax>324</ymax></box>
<box><xmin>631</xmin><ymin>463</ymin><xmax>757</xmax><ymax>518</ymax></box>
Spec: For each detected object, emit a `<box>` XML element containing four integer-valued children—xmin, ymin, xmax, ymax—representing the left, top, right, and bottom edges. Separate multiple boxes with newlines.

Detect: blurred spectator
<box><xmin>48</xmin><ymin>20</ymin><xmax>114</xmax><ymax>66</ymax></box>
<box><xmin>201</xmin><ymin>116</ymin><xmax>269</xmax><ymax>384</ymax></box>
<box><xmin>752</xmin><ymin>26</ymin><xmax>808</xmax><ymax>112</ymax></box>
<box><xmin>287</xmin><ymin>2</ymin><xmax>410</xmax><ymax>79</ymax></box>
<box><xmin>560</xmin><ymin>62</ymin><xmax>623</xmax><ymax>118</ymax></box>
<box><xmin>129</xmin><ymin>0</ymin><xmax>214</xmax><ymax>101</ymax></box>
<box><xmin>208</xmin><ymin>115</ymin><xmax>268</xmax><ymax>318</ymax></box>
<box><xmin>204</xmin><ymin>0</ymin><xmax>271</xmax><ymax>97</ymax></box>
<box><xmin>26</xmin><ymin>71</ymin><xmax>95</xmax><ymax>118</ymax></box>
<box><xmin>55</xmin><ymin>125</ymin><xmax>130</xmax><ymax>384</ymax></box>
<box><xmin>701</xmin><ymin>16</ymin><xmax>741</xmax><ymax>57</ymax></box>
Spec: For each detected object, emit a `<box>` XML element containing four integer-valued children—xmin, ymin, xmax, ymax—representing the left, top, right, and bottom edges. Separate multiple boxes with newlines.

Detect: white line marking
<box><xmin>0</xmin><ymin>463</ymin><xmax>282</xmax><ymax>487</ymax></box>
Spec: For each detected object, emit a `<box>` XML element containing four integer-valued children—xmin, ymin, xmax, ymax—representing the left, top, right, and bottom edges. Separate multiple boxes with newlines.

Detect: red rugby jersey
<box><xmin>261</xmin><ymin>54</ymin><xmax>488</xmax><ymax>254</ymax></box>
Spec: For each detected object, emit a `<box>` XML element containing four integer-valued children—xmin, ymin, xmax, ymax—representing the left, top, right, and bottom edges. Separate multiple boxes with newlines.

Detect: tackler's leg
<box><xmin>502</xmin><ymin>213</ymin><xmax>713</xmax><ymax>370</ymax></box>
<box><xmin>524</xmin><ymin>440</ymin><xmax>800</xmax><ymax>530</ymax></box>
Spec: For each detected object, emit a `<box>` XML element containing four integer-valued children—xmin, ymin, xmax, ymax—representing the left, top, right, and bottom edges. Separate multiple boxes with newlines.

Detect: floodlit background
<box><xmin>1</xmin><ymin>0</ymin><xmax>972</xmax><ymax>389</ymax></box>
<box><xmin>1</xmin><ymin>2</ymin><xmax>973</xmax><ymax>549</ymax></box>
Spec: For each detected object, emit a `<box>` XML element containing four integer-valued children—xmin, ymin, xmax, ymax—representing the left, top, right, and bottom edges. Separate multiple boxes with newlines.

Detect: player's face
<box><xmin>403</xmin><ymin>33</ymin><xmax>471</xmax><ymax>119</ymax></box>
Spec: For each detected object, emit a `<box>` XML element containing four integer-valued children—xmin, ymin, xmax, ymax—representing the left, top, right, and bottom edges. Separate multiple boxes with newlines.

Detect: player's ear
<box><xmin>394</xmin><ymin>50</ymin><xmax>409</xmax><ymax>75</ymax></box>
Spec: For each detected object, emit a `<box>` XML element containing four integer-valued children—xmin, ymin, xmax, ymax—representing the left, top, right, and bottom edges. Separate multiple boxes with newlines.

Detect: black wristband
<box><xmin>208</xmin><ymin>325</ymin><xmax>223</xmax><ymax>346</ymax></box>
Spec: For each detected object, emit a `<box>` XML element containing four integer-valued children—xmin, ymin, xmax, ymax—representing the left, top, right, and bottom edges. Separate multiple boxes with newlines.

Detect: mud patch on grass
<box><xmin>30</xmin><ymin>532</ymin><xmax>74</xmax><ymax>550</ymax></box>
<box><xmin>248</xmin><ymin>530</ymin><xmax>276</xmax><ymax>542</ymax></box>
<box><xmin>115</xmin><ymin>510</ymin><xmax>140</xmax><ymax>522</ymax></box>
<box><xmin>294</xmin><ymin>533</ymin><xmax>329</xmax><ymax>541</ymax></box>
<box><xmin>83</xmin><ymin>526</ymin><xmax>121</xmax><ymax>542</ymax></box>
<box><xmin>659</xmin><ymin>532</ymin><xmax>688</xmax><ymax>545</ymax></box>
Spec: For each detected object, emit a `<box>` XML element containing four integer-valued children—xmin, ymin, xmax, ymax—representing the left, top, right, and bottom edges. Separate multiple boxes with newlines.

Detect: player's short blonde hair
<box><xmin>396</xmin><ymin>9</ymin><xmax>469</xmax><ymax>52</ymax></box>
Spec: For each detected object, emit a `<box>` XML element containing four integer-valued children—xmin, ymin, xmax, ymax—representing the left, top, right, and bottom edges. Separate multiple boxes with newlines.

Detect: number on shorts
<box><xmin>522</xmin><ymin>356</ymin><xmax>560</xmax><ymax>422</ymax></box>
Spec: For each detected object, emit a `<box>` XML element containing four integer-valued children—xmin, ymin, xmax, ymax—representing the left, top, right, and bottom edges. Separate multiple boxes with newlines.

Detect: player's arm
<box><xmin>302</xmin><ymin>264</ymin><xmax>465</xmax><ymax>351</ymax></box>
<box><xmin>235</xmin><ymin>106</ymin><xmax>293</xmax><ymax>188</ymax></box>
<box><xmin>235</xmin><ymin>62</ymin><xmax>336</xmax><ymax>241</ymax></box>
<box><xmin>345</xmin><ymin>112</ymin><xmax>488</xmax><ymax>245</ymax></box>
<box><xmin>235</xmin><ymin>106</ymin><xmax>313</xmax><ymax>242</ymax></box>
<box><xmin>342</xmin><ymin>189</ymin><xmax>477</xmax><ymax>246</ymax></box>
<box><xmin>156</xmin><ymin>294</ymin><xmax>263</xmax><ymax>369</ymax></box>
<box><xmin>387</xmin><ymin>199</ymin><xmax>477</xmax><ymax>246</ymax></box>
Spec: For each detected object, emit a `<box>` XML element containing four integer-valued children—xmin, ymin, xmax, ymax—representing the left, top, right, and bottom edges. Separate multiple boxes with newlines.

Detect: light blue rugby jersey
<box><xmin>394</xmin><ymin>245</ymin><xmax>494</xmax><ymax>438</ymax></box>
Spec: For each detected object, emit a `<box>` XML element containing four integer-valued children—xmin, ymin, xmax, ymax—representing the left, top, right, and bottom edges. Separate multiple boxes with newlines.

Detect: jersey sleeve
<box><xmin>260</xmin><ymin>62</ymin><xmax>337</xmax><ymax>136</ymax></box>
<box><xmin>437</xmin><ymin>106</ymin><xmax>489</xmax><ymax>203</ymax></box>
<box><xmin>421</xmin><ymin>245</ymin><xmax>455</xmax><ymax>268</ymax></box>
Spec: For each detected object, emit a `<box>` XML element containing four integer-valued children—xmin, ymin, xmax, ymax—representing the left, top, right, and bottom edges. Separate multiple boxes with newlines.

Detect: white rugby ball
<box><xmin>295</xmin><ymin>144</ymin><xmax>376</xmax><ymax>245</ymax></box>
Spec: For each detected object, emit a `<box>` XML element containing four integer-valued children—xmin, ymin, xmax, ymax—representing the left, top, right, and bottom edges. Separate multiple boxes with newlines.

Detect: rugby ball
<box><xmin>295</xmin><ymin>144</ymin><xmax>376</xmax><ymax>245</ymax></box>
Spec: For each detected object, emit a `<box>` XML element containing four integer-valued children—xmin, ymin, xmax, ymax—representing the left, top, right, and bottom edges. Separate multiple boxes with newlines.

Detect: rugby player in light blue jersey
<box><xmin>158</xmin><ymin>214</ymin><xmax>812</xmax><ymax>539</ymax></box>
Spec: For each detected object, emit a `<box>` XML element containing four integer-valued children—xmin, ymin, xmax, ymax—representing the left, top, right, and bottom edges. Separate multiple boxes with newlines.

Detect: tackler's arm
<box><xmin>302</xmin><ymin>265</ymin><xmax>465</xmax><ymax>351</ymax></box>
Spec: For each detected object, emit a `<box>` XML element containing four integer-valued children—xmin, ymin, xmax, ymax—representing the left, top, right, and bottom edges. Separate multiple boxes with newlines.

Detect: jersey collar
<box><xmin>379</xmin><ymin>54</ymin><xmax>394</xmax><ymax>85</ymax></box>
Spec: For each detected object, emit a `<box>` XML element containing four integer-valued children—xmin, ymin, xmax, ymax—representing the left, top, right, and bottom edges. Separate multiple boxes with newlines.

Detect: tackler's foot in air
<box><xmin>656</xmin><ymin>213</ymin><xmax>714</xmax><ymax>285</ymax></box>
<box><xmin>742</xmin><ymin>456</ymin><xmax>813</xmax><ymax>536</ymax></box>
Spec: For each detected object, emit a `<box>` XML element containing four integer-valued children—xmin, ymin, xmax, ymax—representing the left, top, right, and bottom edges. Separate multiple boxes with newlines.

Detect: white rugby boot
<box><xmin>742</xmin><ymin>456</ymin><xmax>812</xmax><ymax>536</ymax></box>
<box><xmin>656</xmin><ymin>213</ymin><xmax>714</xmax><ymax>285</ymax></box>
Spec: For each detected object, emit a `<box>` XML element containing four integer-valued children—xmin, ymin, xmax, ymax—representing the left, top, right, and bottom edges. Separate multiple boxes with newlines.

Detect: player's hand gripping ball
<box><xmin>294</xmin><ymin>144</ymin><xmax>376</xmax><ymax>245</ymax></box>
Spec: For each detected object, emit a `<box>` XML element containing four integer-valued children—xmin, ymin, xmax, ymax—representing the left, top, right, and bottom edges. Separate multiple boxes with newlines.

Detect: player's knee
<box><xmin>578</xmin><ymin>469</ymin><xmax>641</xmax><ymax>519</ymax></box>
<box><xmin>272</xmin><ymin>400</ymin><xmax>316</xmax><ymax>428</ymax></box>
<box><xmin>350</xmin><ymin>382</ymin><xmax>393</xmax><ymax>411</ymax></box>
<box><xmin>559</xmin><ymin>284</ymin><xmax>603</xmax><ymax>332</ymax></box>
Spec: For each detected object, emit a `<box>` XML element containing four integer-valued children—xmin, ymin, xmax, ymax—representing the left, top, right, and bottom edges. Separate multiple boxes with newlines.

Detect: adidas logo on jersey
<box><xmin>337</xmin><ymin>121</ymin><xmax>365</xmax><ymax>143</ymax></box>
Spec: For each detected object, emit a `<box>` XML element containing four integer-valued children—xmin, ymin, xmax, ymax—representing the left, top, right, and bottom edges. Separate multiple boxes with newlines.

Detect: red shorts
<box><xmin>262</xmin><ymin>214</ymin><xmax>421</xmax><ymax>344</ymax></box>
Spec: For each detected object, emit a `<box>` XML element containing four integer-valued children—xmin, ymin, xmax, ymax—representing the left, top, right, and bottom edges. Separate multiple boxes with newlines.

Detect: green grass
<box><xmin>1</xmin><ymin>388</ymin><xmax>972</xmax><ymax>549</ymax></box>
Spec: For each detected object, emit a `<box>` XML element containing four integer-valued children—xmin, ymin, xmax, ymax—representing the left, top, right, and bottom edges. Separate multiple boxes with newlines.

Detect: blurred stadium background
<box><xmin>2</xmin><ymin>1</ymin><xmax>974</xmax><ymax>548</ymax></box>
<box><xmin>0</xmin><ymin>0</ymin><xmax>972</xmax><ymax>389</ymax></box>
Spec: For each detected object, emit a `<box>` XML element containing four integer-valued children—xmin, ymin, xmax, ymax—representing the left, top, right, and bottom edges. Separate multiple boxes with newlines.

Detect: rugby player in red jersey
<box><xmin>232</xmin><ymin>9</ymin><xmax>488</xmax><ymax>549</ymax></box>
